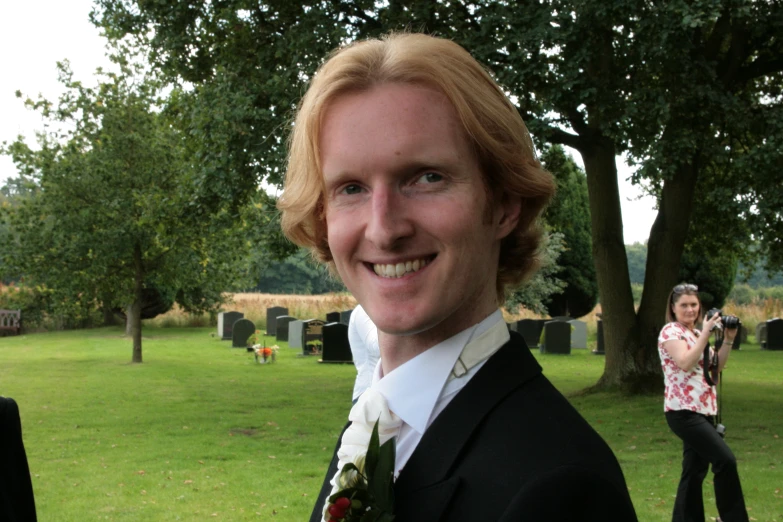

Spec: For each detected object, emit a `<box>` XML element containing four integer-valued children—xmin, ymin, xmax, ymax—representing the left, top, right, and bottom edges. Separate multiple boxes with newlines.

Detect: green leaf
<box><xmin>364</xmin><ymin>419</ymin><xmax>381</xmax><ymax>481</ymax></box>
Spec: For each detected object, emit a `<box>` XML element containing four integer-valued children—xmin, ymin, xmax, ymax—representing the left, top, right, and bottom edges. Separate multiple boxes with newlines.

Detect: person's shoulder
<box><xmin>660</xmin><ymin>321</ymin><xmax>685</xmax><ymax>339</ymax></box>
<box><xmin>497</xmin><ymin>464</ymin><xmax>638</xmax><ymax>521</ymax></box>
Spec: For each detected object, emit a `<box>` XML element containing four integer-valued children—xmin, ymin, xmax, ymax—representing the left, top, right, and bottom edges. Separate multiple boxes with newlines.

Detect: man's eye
<box><xmin>417</xmin><ymin>172</ymin><xmax>443</xmax><ymax>184</ymax></box>
<box><xmin>342</xmin><ymin>184</ymin><xmax>363</xmax><ymax>195</ymax></box>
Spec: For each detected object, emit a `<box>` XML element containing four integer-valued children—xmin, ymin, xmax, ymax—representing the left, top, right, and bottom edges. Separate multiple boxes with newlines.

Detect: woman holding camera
<box><xmin>658</xmin><ymin>283</ymin><xmax>748</xmax><ymax>522</ymax></box>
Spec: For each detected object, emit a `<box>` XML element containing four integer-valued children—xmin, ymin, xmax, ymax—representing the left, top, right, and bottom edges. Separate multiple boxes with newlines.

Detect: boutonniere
<box><xmin>325</xmin><ymin>420</ymin><xmax>396</xmax><ymax>522</ymax></box>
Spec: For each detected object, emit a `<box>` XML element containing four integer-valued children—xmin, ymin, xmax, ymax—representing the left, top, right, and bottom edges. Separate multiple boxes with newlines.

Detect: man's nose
<box><xmin>365</xmin><ymin>187</ymin><xmax>414</xmax><ymax>249</ymax></box>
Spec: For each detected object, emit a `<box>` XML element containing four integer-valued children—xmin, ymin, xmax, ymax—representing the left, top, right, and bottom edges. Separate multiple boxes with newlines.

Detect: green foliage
<box><xmin>678</xmin><ymin>243</ymin><xmax>739</xmax><ymax>310</ymax></box>
<box><xmin>625</xmin><ymin>243</ymin><xmax>648</xmax><ymax>285</ymax></box>
<box><xmin>252</xmin><ymin>249</ymin><xmax>345</xmax><ymax>295</ymax></box>
<box><xmin>541</xmin><ymin>145</ymin><xmax>597</xmax><ymax>318</ymax></box>
<box><xmin>506</xmin><ymin>232</ymin><xmax>567</xmax><ymax>315</ymax></box>
<box><xmin>0</xmin><ymin>48</ymin><xmax>250</xmax><ymax>357</ymax></box>
<box><xmin>729</xmin><ymin>284</ymin><xmax>783</xmax><ymax>306</ymax></box>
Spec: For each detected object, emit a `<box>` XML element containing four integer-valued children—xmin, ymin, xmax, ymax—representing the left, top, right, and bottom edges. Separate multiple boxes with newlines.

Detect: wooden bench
<box><xmin>0</xmin><ymin>310</ymin><xmax>21</xmax><ymax>335</ymax></box>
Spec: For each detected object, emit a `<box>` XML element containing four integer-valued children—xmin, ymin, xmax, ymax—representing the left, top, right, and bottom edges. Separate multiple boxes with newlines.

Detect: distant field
<box><xmin>1</xmin><ymin>323</ymin><xmax>781</xmax><ymax>521</ymax></box>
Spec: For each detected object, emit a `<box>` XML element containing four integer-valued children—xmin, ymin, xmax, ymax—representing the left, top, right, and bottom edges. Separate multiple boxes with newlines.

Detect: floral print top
<box><xmin>658</xmin><ymin>322</ymin><xmax>716</xmax><ymax>415</ymax></box>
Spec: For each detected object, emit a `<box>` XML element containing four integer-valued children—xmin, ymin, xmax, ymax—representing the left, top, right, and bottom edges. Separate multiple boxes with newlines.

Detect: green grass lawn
<box><xmin>1</xmin><ymin>327</ymin><xmax>781</xmax><ymax>521</ymax></box>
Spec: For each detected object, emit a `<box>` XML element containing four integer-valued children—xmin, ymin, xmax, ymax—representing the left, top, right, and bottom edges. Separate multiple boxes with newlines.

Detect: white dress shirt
<box><xmin>370</xmin><ymin>309</ymin><xmax>509</xmax><ymax>476</ymax></box>
<box><xmin>348</xmin><ymin>305</ymin><xmax>381</xmax><ymax>401</ymax></box>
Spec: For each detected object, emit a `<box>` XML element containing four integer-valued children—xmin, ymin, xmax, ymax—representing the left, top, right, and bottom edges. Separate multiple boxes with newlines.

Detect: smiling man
<box><xmin>279</xmin><ymin>33</ymin><xmax>637</xmax><ymax>522</ymax></box>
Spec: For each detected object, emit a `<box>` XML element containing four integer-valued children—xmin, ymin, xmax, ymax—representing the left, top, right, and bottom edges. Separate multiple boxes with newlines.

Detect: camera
<box><xmin>705</xmin><ymin>308</ymin><xmax>742</xmax><ymax>331</ymax></box>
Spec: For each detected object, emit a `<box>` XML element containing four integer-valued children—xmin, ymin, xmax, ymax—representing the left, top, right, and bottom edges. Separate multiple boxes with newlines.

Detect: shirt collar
<box><xmin>371</xmin><ymin>310</ymin><xmax>505</xmax><ymax>435</ymax></box>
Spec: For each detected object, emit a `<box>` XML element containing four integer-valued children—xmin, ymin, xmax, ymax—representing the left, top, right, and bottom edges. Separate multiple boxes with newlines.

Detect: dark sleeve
<box><xmin>499</xmin><ymin>465</ymin><xmax>638</xmax><ymax>522</ymax></box>
<box><xmin>0</xmin><ymin>397</ymin><xmax>38</xmax><ymax>521</ymax></box>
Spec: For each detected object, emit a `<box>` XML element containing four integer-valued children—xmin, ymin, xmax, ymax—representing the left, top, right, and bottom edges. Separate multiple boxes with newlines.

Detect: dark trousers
<box><xmin>665</xmin><ymin>410</ymin><xmax>748</xmax><ymax>522</ymax></box>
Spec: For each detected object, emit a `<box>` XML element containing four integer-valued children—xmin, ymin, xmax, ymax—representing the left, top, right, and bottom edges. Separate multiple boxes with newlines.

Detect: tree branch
<box><xmin>541</xmin><ymin>125</ymin><xmax>584</xmax><ymax>151</ymax></box>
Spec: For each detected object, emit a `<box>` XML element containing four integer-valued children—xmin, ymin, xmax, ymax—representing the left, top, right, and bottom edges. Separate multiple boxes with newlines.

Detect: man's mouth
<box><xmin>372</xmin><ymin>257</ymin><xmax>433</xmax><ymax>278</ymax></box>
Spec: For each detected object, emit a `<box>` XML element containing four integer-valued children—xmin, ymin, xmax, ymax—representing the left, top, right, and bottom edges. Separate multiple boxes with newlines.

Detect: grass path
<box><xmin>1</xmin><ymin>327</ymin><xmax>781</xmax><ymax>521</ymax></box>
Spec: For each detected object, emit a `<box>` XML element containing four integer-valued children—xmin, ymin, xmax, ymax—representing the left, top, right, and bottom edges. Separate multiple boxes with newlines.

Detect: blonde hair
<box><xmin>278</xmin><ymin>32</ymin><xmax>555</xmax><ymax>302</ymax></box>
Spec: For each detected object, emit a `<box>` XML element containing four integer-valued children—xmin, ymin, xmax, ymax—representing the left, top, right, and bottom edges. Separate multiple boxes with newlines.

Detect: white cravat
<box><xmin>322</xmin><ymin>389</ymin><xmax>402</xmax><ymax>521</ymax></box>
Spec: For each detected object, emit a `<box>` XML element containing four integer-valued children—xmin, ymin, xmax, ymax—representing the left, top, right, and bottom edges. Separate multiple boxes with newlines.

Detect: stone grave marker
<box><xmin>219</xmin><ymin>311</ymin><xmax>244</xmax><ymax>340</ymax></box>
<box><xmin>540</xmin><ymin>320</ymin><xmax>571</xmax><ymax>354</ymax></box>
<box><xmin>266</xmin><ymin>306</ymin><xmax>288</xmax><ymax>336</ymax></box>
<box><xmin>569</xmin><ymin>319</ymin><xmax>588</xmax><ymax>349</ymax></box>
<box><xmin>340</xmin><ymin>309</ymin><xmax>353</xmax><ymax>325</ymax></box>
<box><xmin>322</xmin><ymin>322</ymin><xmax>352</xmax><ymax>363</ymax></box>
<box><xmin>756</xmin><ymin>322</ymin><xmax>768</xmax><ymax>348</ymax></box>
<box><xmin>302</xmin><ymin>319</ymin><xmax>325</xmax><ymax>355</ymax></box>
<box><xmin>289</xmin><ymin>320</ymin><xmax>305</xmax><ymax>350</ymax></box>
<box><xmin>766</xmin><ymin>318</ymin><xmax>783</xmax><ymax>351</ymax></box>
<box><xmin>326</xmin><ymin>311</ymin><xmax>340</xmax><ymax>324</ymax></box>
<box><xmin>275</xmin><ymin>315</ymin><xmax>297</xmax><ymax>343</ymax></box>
<box><xmin>516</xmin><ymin>319</ymin><xmax>545</xmax><ymax>349</ymax></box>
<box><xmin>232</xmin><ymin>318</ymin><xmax>256</xmax><ymax>348</ymax></box>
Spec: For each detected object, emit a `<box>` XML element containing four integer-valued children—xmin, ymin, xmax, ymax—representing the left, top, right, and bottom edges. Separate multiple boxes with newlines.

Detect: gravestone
<box><xmin>322</xmin><ymin>322</ymin><xmax>352</xmax><ymax>363</ymax></box>
<box><xmin>739</xmin><ymin>325</ymin><xmax>748</xmax><ymax>344</ymax></box>
<box><xmin>232</xmin><ymin>318</ymin><xmax>256</xmax><ymax>348</ymax></box>
<box><xmin>289</xmin><ymin>320</ymin><xmax>305</xmax><ymax>350</ymax></box>
<box><xmin>756</xmin><ymin>322</ymin><xmax>768</xmax><ymax>348</ymax></box>
<box><xmin>302</xmin><ymin>319</ymin><xmax>326</xmax><ymax>355</ymax></box>
<box><xmin>766</xmin><ymin>318</ymin><xmax>783</xmax><ymax>351</ymax></box>
<box><xmin>340</xmin><ymin>309</ymin><xmax>353</xmax><ymax>325</ymax></box>
<box><xmin>516</xmin><ymin>319</ymin><xmax>545</xmax><ymax>349</ymax></box>
<box><xmin>540</xmin><ymin>320</ymin><xmax>571</xmax><ymax>355</ymax></box>
<box><xmin>326</xmin><ymin>311</ymin><xmax>340</xmax><ymax>324</ymax></box>
<box><xmin>275</xmin><ymin>315</ymin><xmax>297</xmax><ymax>343</ymax></box>
<box><xmin>266</xmin><ymin>306</ymin><xmax>288</xmax><ymax>336</ymax></box>
<box><xmin>550</xmin><ymin>316</ymin><xmax>572</xmax><ymax>322</ymax></box>
<box><xmin>593</xmin><ymin>316</ymin><xmax>605</xmax><ymax>355</ymax></box>
<box><xmin>219</xmin><ymin>311</ymin><xmax>244</xmax><ymax>340</ymax></box>
<box><xmin>569</xmin><ymin>319</ymin><xmax>588</xmax><ymax>349</ymax></box>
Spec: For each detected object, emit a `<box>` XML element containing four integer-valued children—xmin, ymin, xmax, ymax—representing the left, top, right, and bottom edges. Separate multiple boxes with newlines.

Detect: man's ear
<box><xmin>495</xmin><ymin>195</ymin><xmax>522</xmax><ymax>240</ymax></box>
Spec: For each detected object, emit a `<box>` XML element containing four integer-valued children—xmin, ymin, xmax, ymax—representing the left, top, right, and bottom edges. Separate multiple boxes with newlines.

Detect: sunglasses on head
<box><xmin>673</xmin><ymin>283</ymin><xmax>698</xmax><ymax>294</ymax></box>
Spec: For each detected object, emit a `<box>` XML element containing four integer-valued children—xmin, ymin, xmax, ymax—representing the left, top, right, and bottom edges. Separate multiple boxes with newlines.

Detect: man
<box><xmin>279</xmin><ymin>33</ymin><xmax>637</xmax><ymax>522</ymax></box>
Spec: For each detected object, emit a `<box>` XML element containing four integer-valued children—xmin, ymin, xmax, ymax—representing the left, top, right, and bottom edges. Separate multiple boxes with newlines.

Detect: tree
<box><xmin>505</xmin><ymin>232</ymin><xmax>567</xmax><ymax>316</ymax></box>
<box><xmin>92</xmin><ymin>0</ymin><xmax>783</xmax><ymax>392</ymax></box>
<box><xmin>541</xmin><ymin>145</ymin><xmax>597</xmax><ymax>318</ymax></box>
<box><xmin>0</xmin><ymin>56</ymin><xmax>248</xmax><ymax>362</ymax></box>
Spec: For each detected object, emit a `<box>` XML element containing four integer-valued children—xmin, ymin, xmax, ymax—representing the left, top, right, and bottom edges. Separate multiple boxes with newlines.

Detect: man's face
<box><xmin>320</xmin><ymin>82</ymin><xmax>520</xmax><ymax>349</ymax></box>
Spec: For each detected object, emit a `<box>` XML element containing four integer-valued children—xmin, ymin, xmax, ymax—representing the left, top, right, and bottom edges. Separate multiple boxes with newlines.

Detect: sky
<box><xmin>0</xmin><ymin>0</ymin><xmax>658</xmax><ymax>245</ymax></box>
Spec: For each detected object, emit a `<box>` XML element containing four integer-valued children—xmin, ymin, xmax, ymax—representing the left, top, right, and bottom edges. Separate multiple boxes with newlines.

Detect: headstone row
<box><xmin>509</xmin><ymin>318</ymin><xmax>587</xmax><ymax>353</ymax></box>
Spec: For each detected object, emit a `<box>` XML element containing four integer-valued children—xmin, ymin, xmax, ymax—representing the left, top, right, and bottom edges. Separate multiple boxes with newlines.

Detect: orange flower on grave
<box><xmin>263</xmin><ymin>347</ymin><xmax>272</xmax><ymax>357</ymax></box>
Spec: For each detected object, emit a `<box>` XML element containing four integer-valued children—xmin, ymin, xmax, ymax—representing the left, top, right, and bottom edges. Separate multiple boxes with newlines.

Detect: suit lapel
<box><xmin>395</xmin><ymin>333</ymin><xmax>541</xmax><ymax>493</ymax></box>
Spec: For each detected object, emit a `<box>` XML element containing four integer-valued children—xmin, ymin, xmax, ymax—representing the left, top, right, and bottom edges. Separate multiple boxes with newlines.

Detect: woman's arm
<box><xmin>717</xmin><ymin>326</ymin><xmax>738</xmax><ymax>372</ymax></box>
<box><xmin>663</xmin><ymin>314</ymin><xmax>723</xmax><ymax>372</ymax></box>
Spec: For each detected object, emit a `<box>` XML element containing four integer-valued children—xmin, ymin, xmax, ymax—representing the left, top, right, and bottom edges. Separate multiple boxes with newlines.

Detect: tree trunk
<box><xmin>579</xmin><ymin>137</ymin><xmax>658</xmax><ymax>393</ymax></box>
<box><xmin>130</xmin><ymin>243</ymin><xmax>144</xmax><ymax>363</ymax></box>
<box><xmin>635</xmin><ymin>160</ymin><xmax>701</xmax><ymax>382</ymax></box>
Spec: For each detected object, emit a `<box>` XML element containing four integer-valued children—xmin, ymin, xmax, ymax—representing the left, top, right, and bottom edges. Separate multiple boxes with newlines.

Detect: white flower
<box><xmin>323</xmin><ymin>388</ymin><xmax>401</xmax><ymax>522</ymax></box>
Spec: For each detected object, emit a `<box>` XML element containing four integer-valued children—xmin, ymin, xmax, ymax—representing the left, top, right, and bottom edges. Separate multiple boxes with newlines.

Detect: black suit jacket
<box><xmin>311</xmin><ymin>332</ymin><xmax>637</xmax><ymax>521</ymax></box>
<box><xmin>0</xmin><ymin>397</ymin><xmax>37</xmax><ymax>521</ymax></box>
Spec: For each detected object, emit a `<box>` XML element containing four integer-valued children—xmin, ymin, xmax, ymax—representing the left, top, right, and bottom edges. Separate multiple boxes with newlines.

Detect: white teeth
<box><xmin>373</xmin><ymin>258</ymin><xmax>429</xmax><ymax>279</ymax></box>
